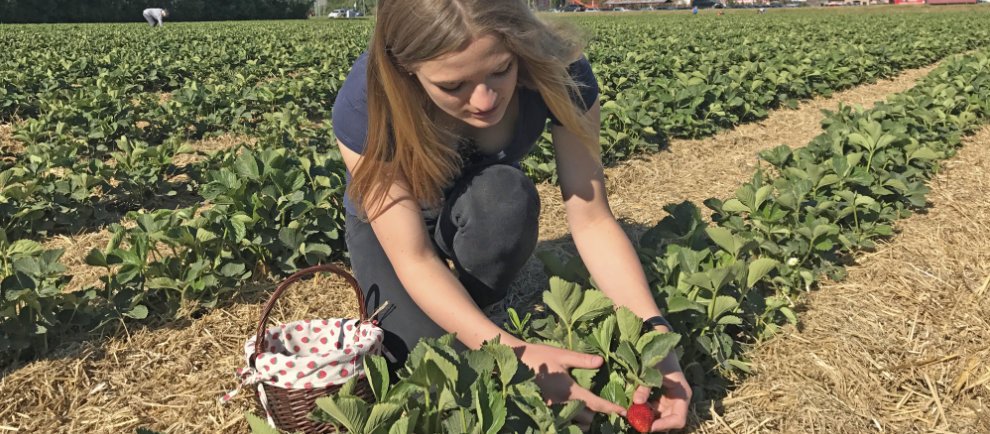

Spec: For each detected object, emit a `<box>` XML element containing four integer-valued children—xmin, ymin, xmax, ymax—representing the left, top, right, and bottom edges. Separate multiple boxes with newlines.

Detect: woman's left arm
<box><xmin>551</xmin><ymin>100</ymin><xmax>661</xmax><ymax>324</ymax></box>
<box><xmin>552</xmin><ymin>99</ymin><xmax>691</xmax><ymax>432</ymax></box>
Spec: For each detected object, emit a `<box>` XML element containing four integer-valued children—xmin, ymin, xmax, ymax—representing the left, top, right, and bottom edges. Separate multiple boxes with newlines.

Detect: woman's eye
<box><xmin>494</xmin><ymin>64</ymin><xmax>513</xmax><ymax>76</ymax></box>
<box><xmin>439</xmin><ymin>83</ymin><xmax>463</xmax><ymax>92</ymax></box>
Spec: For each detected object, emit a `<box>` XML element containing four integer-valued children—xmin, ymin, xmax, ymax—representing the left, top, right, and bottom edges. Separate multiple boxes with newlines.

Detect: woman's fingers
<box><xmin>559</xmin><ymin>349</ymin><xmax>604</xmax><ymax>370</ymax></box>
<box><xmin>570</xmin><ymin>383</ymin><xmax>627</xmax><ymax>416</ymax></box>
<box><xmin>632</xmin><ymin>384</ymin><xmax>651</xmax><ymax>405</ymax></box>
<box><xmin>651</xmin><ymin>387</ymin><xmax>691</xmax><ymax>432</ymax></box>
<box><xmin>651</xmin><ymin>410</ymin><xmax>688</xmax><ymax>432</ymax></box>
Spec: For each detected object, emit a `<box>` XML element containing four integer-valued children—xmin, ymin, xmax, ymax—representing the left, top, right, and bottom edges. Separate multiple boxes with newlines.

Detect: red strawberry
<box><xmin>626</xmin><ymin>403</ymin><xmax>655</xmax><ymax>433</ymax></box>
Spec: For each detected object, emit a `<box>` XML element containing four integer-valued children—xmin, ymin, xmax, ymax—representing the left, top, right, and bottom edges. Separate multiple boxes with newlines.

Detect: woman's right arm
<box><xmin>338</xmin><ymin>140</ymin><xmax>522</xmax><ymax>350</ymax></box>
<box><xmin>339</xmin><ymin>141</ymin><xmax>626</xmax><ymax>426</ymax></box>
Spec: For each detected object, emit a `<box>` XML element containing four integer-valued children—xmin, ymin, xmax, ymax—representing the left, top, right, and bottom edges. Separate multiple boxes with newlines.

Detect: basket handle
<box><xmin>253</xmin><ymin>264</ymin><xmax>367</xmax><ymax>363</ymax></box>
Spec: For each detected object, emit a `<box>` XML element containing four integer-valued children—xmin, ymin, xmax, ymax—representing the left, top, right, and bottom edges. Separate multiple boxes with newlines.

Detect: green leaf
<box><xmin>746</xmin><ymin>258</ymin><xmax>780</xmax><ymax>288</ymax></box>
<box><xmin>555</xmin><ymin>400</ymin><xmax>585</xmax><ymax>426</ymax></box>
<box><xmin>571</xmin><ymin>290</ymin><xmax>613</xmax><ymax>324</ymax></box>
<box><xmin>234</xmin><ymin>152</ymin><xmax>261</xmax><ymax>180</ymax></box>
<box><xmin>705</xmin><ymin>227</ymin><xmax>739</xmax><ymax>256</ymax></box>
<box><xmin>599</xmin><ymin>375</ymin><xmax>628</xmax><ymax>407</ymax></box>
<box><xmin>666</xmin><ymin>295</ymin><xmax>702</xmax><ymax>313</ymax></box>
<box><xmin>711</xmin><ymin>295</ymin><xmax>739</xmax><ymax>319</ymax></box>
<box><xmin>314</xmin><ymin>395</ymin><xmax>369</xmax><ymax>433</ymax></box>
<box><xmin>909</xmin><ymin>147</ymin><xmax>940</xmax><ymax>161</ymax></box>
<box><xmin>637</xmin><ymin>331</ymin><xmax>680</xmax><ymax>369</ymax></box>
<box><xmin>613</xmin><ymin>341</ymin><xmax>640</xmax><ymax>373</ymax></box>
<box><xmin>721</xmin><ymin>198</ymin><xmax>750</xmax><ymax>213</ymax></box>
<box><xmin>365</xmin><ymin>403</ymin><xmax>404</xmax><ymax>434</ymax></box>
<box><xmin>590</xmin><ymin>314</ymin><xmax>617</xmax><ymax>354</ymax></box>
<box><xmin>84</xmin><ymin>249</ymin><xmax>109</xmax><ymax>267</ymax></box>
<box><xmin>543</xmin><ymin>277</ymin><xmax>582</xmax><ymax>325</ymax></box>
<box><xmin>616</xmin><ymin>307</ymin><xmax>643</xmax><ymax>343</ymax></box>
<box><xmin>364</xmin><ymin>355</ymin><xmax>391</xmax><ymax>402</ymax></box>
<box><xmin>571</xmin><ymin>368</ymin><xmax>597</xmax><ymax>390</ymax></box>
<box><xmin>244</xmin><ymin>412</ymin><xmax>278</xmax><ymax>434</ymax></box>
<box><xmin>485</xmin><ymin>342</ymin><xmax>519</xmax><ymax>387</ymax></box>
<box><xmin>718</xmin><ymin>315</ymin><xmax>743</xmax><ymax>325</ymax></box>
<box><xmin>474</xmin><ymin>380</ymin><xmax>506</xmax><ymax>434</ymax></box>
<box><xmin>388</xmin><ymin>409</ymin><xmax>420</xmax><ymax>434</ymax></box>
<box><xmin>123</xmin><ymin>305</ymin><xmax>149</xmax><ymax>320</ymax></box>
<box><xmin>8</xmin><ymin>240</ymin><xmax>43</xmax><ymax>256</ymax></box>
<box><xmin>195</xmin><ymin>228</ymin><xmax>218</xmax><ymax>243</ymax></box>
<box><xmin>726</xmin><ymin>359</ymin><xmax>753</xmax><ymax>373</ymax></box>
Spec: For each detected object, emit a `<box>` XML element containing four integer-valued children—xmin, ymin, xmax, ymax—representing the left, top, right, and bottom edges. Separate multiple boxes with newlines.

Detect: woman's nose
<box><xmin>470</xmin><ymin>84</ymin><xmax>497</xmax><ymax>112</ymax></box>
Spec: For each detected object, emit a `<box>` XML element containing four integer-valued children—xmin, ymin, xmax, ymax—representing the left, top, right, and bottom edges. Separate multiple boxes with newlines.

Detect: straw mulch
<box><xmin>0</xmin><ymin>63</ymin><xmax>962</xmax><ymax>433</ymax></box>
<box><xmin>170</xmin><ymin>134</ymin><xmax>255</xmax><ymax>169</ymax></box>
<box><xmin>693</xmin><ymin>125</ymin><xmax>990</xmax><ymax>434</ymax></box>
<box><xmin>37</xmin><ymin>135</ymin><xmax>251</xmax><ymax>293</ymax></box>
<box><xmin>0</xmin><ymin>123</ymin><xmax>22</xmax><ymax>156</ymax></box>
<box><xmin>0</xmin><ymin>274</ymin><xmax>361</xmax><ymax>433</ymax></box>
<box><xmin>503</xmin><ymin>62</ymin><xmax>938</xmax><ymax>321</ymax></box>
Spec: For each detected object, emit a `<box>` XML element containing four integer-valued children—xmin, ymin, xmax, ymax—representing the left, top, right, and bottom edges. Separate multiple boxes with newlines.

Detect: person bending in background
<box><xmin>142</xmin><ymin>8</ymin><xmax>169</xmax><ymax>27</ymax></box>
<box><xmin>332</xmin><ymin>0</ymin><xmax>691</xmax><ymax>431</ymax></box>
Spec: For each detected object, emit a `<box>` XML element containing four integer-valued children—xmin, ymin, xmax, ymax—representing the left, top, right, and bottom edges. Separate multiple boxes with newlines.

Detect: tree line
<box><xmin>0</xmin><ymin>0</ymin><xmax>312</xmax><ymax>23</ymax></box>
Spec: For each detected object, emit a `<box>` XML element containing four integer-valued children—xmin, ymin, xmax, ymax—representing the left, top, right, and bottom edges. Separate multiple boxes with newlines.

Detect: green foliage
<box><xmin>521</xmin><ymin>11</ymin><xmax>990</xmax><ymax>181</ymax></box>
<box><xmin>307</xmin><ymin>336</ymin><xmax>588</xmax><ymax>434</ymax></box>
<box><xmin>3</xmin><ymin>15</ymin><xmax>990</xmax><ymax>418</ymax></box>
<box><xmin>0</xmin><ymin>0</ymin><xmax>312</xmax><ymax>23</ymax></box>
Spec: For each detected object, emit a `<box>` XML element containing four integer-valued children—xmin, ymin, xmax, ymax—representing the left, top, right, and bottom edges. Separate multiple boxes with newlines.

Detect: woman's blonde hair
<box><xmin>351</xmin><ymin>0</ymin><xmax>595</xmax><ymax>218</ymax></box>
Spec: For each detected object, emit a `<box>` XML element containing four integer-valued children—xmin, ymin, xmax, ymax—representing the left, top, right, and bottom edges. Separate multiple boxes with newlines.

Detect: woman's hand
<box><xmin>515</xmin><ymin>342</ymin><xmax>627</xmax><ymax>431</ymax></box>
<box><xmin>631</xmin><ymin>352</ymin><xmax>692</xmax><ymax>432</ymax></box>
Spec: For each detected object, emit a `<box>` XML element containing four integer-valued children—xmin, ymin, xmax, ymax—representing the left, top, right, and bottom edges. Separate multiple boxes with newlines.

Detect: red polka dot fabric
<box><xmin>246</xmin><ymin>318</ymin><xmax>383</xmax><ymax>389</ymax></box>
<box><xmin>221</xmin><ymin>317</ymin><xmax>384</xmax><ymax>406</ymax></box>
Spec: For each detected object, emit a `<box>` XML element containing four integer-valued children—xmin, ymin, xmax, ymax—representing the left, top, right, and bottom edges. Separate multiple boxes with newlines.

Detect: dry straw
<box><xmin>2</xmin><ymin>61</ymin><xmax>985</xmax><ymax>434</ymax></box>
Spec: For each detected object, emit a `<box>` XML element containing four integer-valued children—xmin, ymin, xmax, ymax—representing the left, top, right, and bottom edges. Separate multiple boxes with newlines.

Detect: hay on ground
<box><xmin>0</xmin><ymin>62</ymin><xmax>973</xmax><ymax>434</ymax></box>
<box><xmin>694</xmin><ymin>125</ymin><xmax>990</xmax><ymax>434</ymax></box>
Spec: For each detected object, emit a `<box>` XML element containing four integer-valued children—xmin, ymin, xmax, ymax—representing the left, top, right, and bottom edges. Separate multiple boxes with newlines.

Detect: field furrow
<box><xmin>696</xmin><ymin>125</ymin><xmax>990</xmax><ymax>434</ymax></box>
<box><xmin>0</xmin><ymin>52</ymin><xmax>977</xmax><ymax>434</ymax></box>
<box><xmin>3</xmin><ymin>8</ymin><xmax>990</xmax><ymax>434</ymax></box>
<box><xmin>506</xmin><ymin>60</ymin><xmax>942</xmax><ymax>320</ymax></box>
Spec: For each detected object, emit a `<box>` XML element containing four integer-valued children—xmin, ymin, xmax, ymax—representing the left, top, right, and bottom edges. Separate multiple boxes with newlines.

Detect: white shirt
<box><xmin>143</xmin><ymin>8</ymin><xmax>166</xmax><ymax>26</ymax></box>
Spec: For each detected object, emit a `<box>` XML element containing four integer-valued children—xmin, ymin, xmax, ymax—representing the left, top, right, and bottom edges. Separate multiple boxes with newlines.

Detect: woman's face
<box><xmin>411</xmin><ymin>34</ymin><xmax>518</xmax><ymax>130</ymax></box>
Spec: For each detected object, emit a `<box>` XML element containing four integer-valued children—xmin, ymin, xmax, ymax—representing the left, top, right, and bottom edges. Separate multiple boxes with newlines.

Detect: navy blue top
<box><xmin>333</xmin><ymin>52</ymin><xmax>599</xmax><ymax>216</ymax></box>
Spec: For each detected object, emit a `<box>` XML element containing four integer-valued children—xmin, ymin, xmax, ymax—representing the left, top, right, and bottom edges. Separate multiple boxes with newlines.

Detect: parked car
<box><xmin>328</xmin><ymin>8</ymin><xmax>362</xmax><ymax>18</ymax></box>
<box><xmin>562</xmin><ymin>4</ymin><xmax>585</xmax><ymax>12</ymax></box>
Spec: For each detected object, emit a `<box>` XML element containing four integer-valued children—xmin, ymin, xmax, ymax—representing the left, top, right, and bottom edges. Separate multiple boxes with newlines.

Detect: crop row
<box><xmin>524</xmin><ymin>12</ymin><xmax>990</xmax><ymax>180</ymax></box>
<box><xmin>0</xmin><ymin>21</ymin><xmax>370</xmax><ymax>119</ymax></box>
<box><xmin>3</xmin><ymin>11</ymin><xmax>990</xmax><ymax>371</ymax></box>
<box><xmin>6</xmin><ymin>48</ymin><xmax>990</xmax><ymax>424</ymax></box>
<box><xmin>237</xmin><ymin>49</ymin><xmax>990</xmax><ymax>433</ymax></box>
<box><xmin>4</xmin><ymin>12</ymin><xmax>990</xmax><ymax>242</ymax></box>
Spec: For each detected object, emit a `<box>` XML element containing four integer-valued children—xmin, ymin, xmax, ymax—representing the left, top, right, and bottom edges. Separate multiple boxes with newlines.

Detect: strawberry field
<box><xmin>2</xmin><ymin>8</ymin><xmax>990</xmax><ymax>433</ymax></box>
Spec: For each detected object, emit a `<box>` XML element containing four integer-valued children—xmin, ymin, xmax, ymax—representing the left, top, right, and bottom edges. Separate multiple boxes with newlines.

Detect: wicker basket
<box><xmin>250</xmin><ymin>264</ymin><xmax>378</xmax><ymax>434</ymax></box>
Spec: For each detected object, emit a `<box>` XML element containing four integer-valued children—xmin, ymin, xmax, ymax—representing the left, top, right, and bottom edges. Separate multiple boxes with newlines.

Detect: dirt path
<box><xmin>694</xmin><ymin>126</ymin><xmax>990</xmax><ymax>434</ymax></box>
<box><xmin>0</xmin><ymin>64</ymin><xmax>948</xmax><ymax>433</ymax></box>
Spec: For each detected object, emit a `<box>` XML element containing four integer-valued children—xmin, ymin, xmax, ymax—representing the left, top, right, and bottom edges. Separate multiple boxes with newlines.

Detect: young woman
<box><xmin>332</xmin><ymin>0</ymin><xmax>690</xmax><ymax>431</ymax></box>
